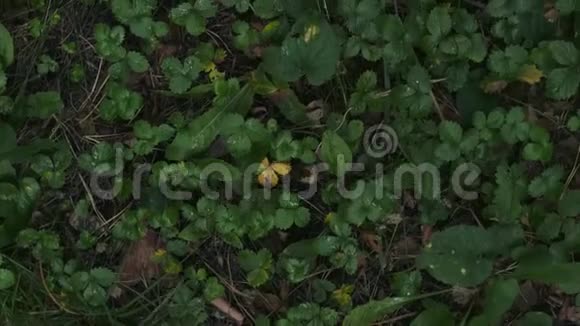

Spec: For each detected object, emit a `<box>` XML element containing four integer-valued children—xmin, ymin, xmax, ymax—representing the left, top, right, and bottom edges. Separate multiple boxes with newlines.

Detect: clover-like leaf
<box><xmin>239</xmin><ymin>249</ymin><xmax>273</xmax><ymax>287</ymax></box>
<box><xmin>162</xmin><ymin>56</ymin><xmax>202</xmax><ymax>94</ymax></box>
<box><xmin>24</xmin><ymin>91</ymin><xmax>64</xmax><ymax>119</ymax></box>
<box><xmin>427</xmin><ymin>7</ymin><xmax>452</xmax><ymax>40</ymax></box>
<box><xmin>99</xmin><ymin>84</ymin><xmax>143</xmax><ymax>121</ymax></box>
<box><xmin>263</xmin><ymin>19</ymin><xmax>340</xmax><ymax>85</ymax></box>
<box><xmin>170</xmin><ymin>1</ymin><xmax>217</xmax><ymax>36</ymax></box>
<box><xmin>547</xmin><ymin>67</ymin><xmax>580</xmax><ymax>100</ymax></box>
<box><xmin>94</xmin><ymin>24</ymin><xmax>126</xmax><ymax>62</ymax></box>
<box><xmin>126</xmin><ymin>51</ymin><xmax>150</xmax><ymax>73</ymax></box>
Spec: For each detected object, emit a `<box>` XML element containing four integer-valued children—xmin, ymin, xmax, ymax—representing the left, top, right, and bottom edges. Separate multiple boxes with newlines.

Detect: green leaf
<box><xmin>253</xmin><ymin>0</ymin><xmax>283</xmax><ymax>18</ymax></box>
<box><xmin>547</xmin><ymin>67</ymin><xmax>580</xmax><ymax>100</ymax></box>
<box><xmin>0</xmin><ymin>122</ymin><xmax>16</xmax><ymax>154</ymax></box>
<box><xmin>515</xmin><ymin>312</ymin><xmax>552</xmax><ymax>326</ymax></box>
<box><xmin>239</xmin><ymin>249</ymin><xmax>272</xmax><ymax>287</ymax></box>
<box><xmin>94</xmin><ymin>24</ymin><xmax>126</xmax><ymax>62</ymax></box>
<box><xmin>0</xmin><ymin>22</ymin><xmax>13</xmax><ymax>68</ymax></box>
<box><xmin>528</xmin><ymin>165</ymin><xmax>564</xmax><ymax>198</ymax></box>
<box><xmin>439</xmin><ymin>121</ymin><xmax>463</xmax><ymax>144</ymax></box>
<box><xmin>392</xmin><ymin>271</ymin><xmax>422</xmax><ymax>297</ymax></box>
<box><xmin>537</xmin><ymin>214</ymin><xmax>562</xmax><ymax>241</ymax></box>
<box><xmin>411</xmin><ymin>302</ymin><xmax>455</xmax><ymax>326</ymax></box>
<box><xmin>263</xmin><ymin>19</ymin><xmax>340</xmax><ymax>85</ymax></box>
<box><xmin>0</xmin><ymin>268</ymin><xmax>15</xmax><ymax>290</ymax></box>
<box><xmin>468</xmin><ymin>279</ymin><xmax>519</xmax><ymax>326</ymax></box>
<box><xmin>170</xmin><ymin>2</ymin><xmax>216</xmax><ymax>36</ymax></box>
<box><xmin>90</xmin><ymin>267</ymin><xmax>116</xmax><ymax>287</ymax></box>
<box><xmin>556</xmin><ymin>0</ymin><xmax>577</xmax><ymax>14</ymax></box>
<box><xmin>488</xmin><ymin>46</ymin><xmax>528</xmax><ymax>79</ymax></box>
<box><xmin>320</xmin><ymin>130</ymin><xmax>353</xmax><ymax>176</ymax></box>
<box><xmin>548</xmin><ymin>41</ymin><xmax>579</xmax><ymax>66</ymax></box>
<box><xmin>514</xmin><ymin>263</ymin><xmax>580</xmax><ymax>289</ymax></box>
<box><xmin>126</xmin><ymin>51</ymin><xmax>150</xmax><ymax>73</ymax></box>
<box><xmin>427</xmin><ymin>7</ymin><xmax>452</xmax><ymax>40</ymax></box>
<box><xmin>203</xmin><ymin>277</ymin><xmax>224</xmax><ymax>300</ymax></box>
<box><xmin>99</xmin><ymin>85</ymin><xmax>143</xmax><ymax>121</ymax></box>
<box><xmin>24</xmin><ymin>91</ymin><xmax>64</xmax><ymax>119</ymax></box>
<box><xmin>343</xmin><ymin>296</ymin><xmax>417</xmax><ymax>326</ymax></box>
<box><xmin>166</xmin><ymin>85</ymin><xmax>252</xmax><ymax>160</ymax></box>
<box><xmin>162</xmin><ymin>56</ymin><xmax>202</xmax><ymax>94</ymax></box>
<box><xmin>417</xmin><ymin>225</ymin><xmax>494</xmax><ymax>287</ymax></box>
<box><xmin>83</xmin><ymin>282</ymin><xmax>107</xmax><ymax>306</ymax></box>
<box><xmin>407</xmin><ymin>65</ymin><xmax>432</xmax><ymax>93</ymax></box>
<box><xmin>559</xmin><ymin>190</ymin><xmax>580</xmax><ymax>217</ymax></box>
<box><xmin>492</xmin><ymin>164</ymin><xmax>527</xmax><ymax>223</ymax></box>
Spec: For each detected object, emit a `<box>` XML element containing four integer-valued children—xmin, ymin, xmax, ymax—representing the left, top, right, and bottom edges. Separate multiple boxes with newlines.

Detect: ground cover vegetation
<box><xmin>2</xmin><ymin>0</ymin><xmax>580</xmax><ymax>325</ymax></box>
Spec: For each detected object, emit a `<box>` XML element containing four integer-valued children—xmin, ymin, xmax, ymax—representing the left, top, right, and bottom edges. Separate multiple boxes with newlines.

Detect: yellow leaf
<box><xmin>325</xmin><ymin>212</ymin><xmax>335</xmax><ymax>224</ymax></box>
<box><xmin>209</xmin><ymin>69</ymin><xmax>224</xmax><ymax>82</ymax></box>
<box><xmin>258</xmin><ymin>168</ymin><xmax>279</xmax><ymax>187</ymax></box>
<box><xmin>263</xmin><ymin>21</ymin><xmax>280</xmax><ymax>34</ymax></box>
<box><xmin>304</xmin><ymin>24</ymin><xmax>320</xmax><ymax>43</ymax></box>
<box><xmin>153</xmin><ymin>249</ymin><xmax>167</xmax><ymax>257</ymax></box>
<box><xmin>271</xmin><ymin>162</ymin><xmax>291</xmax><ymax>176</ymax></box>
<box><xmin>518</xmin><ymin>64</ymin><xmax>543</xmax><ymax>85</ymax></box>
<box><xmin>203</xmin><ymin>61</ymin><xmax>216</xmax><ymax>73</ymax></box>
<box><xmin>164</xmin><ymin>259</ymin><xmax>182</xmax><ymax>275</ymax></box>
<box><xmin>215</xmin><ymin>49</ymin><xmax>227</xmax><ymax>62</ymax></box>
<box><xmin>332</xmin><ymin>284</ymin><xmax>354</xmax><ymax>307</ymax></box>
<box><xmin>482</xmin><ymin>79</ymin><xmax>508</xmax><ymax>94</ymax></box>
<box><xmin>259</xmin><ymin>158</ymin><xmax>270</xmax><ymax>171</ymax></box>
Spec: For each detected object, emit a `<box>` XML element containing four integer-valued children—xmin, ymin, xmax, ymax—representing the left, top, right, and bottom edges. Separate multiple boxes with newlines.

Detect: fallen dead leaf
<box><xmin>452</xmin><ymin>286</ymin><xmax>478</xmax><ymax>306</ymax></box>
<box><xmin>360</xmin><ymin>231</ymin><xmax>383</xmax><ymax>253</ymax></box>
<box><xmin>559</xmin><ymin>305</ymin><xmax>580</xmax><ymax>323</ymax></box>
<box><xmin>252</xmin><ymin>291</ymin><xmax>284</xmax><ymax>313</ymax></box>
<box><xmin>211</xmin><ymin>297</ymin><xmax>244</xmax><ymax>326</ymax></box>
<box><xmin>545</xmin><ymin>8</ymin><xmax>559</xmax><ymax>22</ymax></box>
<box><xmin>118</xmin><ymin>230</ymin><xmax>163</xmax><ymax>285</ymax></box>
<box><xmin>422</xmin><ymin>225</ymin><xmax>433</xmax><ymax>245</ymax></box>
<box><xmin>518</xmin><ymin>64</ymin><xmax>543</xmax><ymax>85</ymax></box>
<box><xmin>279</xmin><ymin>281</ymin><xmax>289</xmax><ymax>302</ymax></box>
<box><xmin>306</xmin><ymin>99</ymin><xmax>325</xmax><ymax>123</ymax></box>
<box><xmin>393</xmin><ymin>237</ymin><xmax>420</xmax><ymax>256</ymax></box>
<box><xmin>482</xmin><ymin>80</ymin><xmax>508</xmax><ymax>94</ymax></box>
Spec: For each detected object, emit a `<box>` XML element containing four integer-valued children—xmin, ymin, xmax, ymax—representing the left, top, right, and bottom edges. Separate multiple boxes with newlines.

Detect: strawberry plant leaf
<box><xmin>427</xmin><ymin>7</ymin><xmax>452</xmax><ymax>40</ymax></box>
<box><xmin>547</xmin><ymin>67</ymin><xmax>580</xmax><ymax>100</ymax></box>
<box><xmin>126</xmin><ymin>51</ymin><xmax>150</xmax><ymax>73</ymax></box>
<box><xmin>263</xmin><ymin>19</ymin><xmax>340</xmax><ymax>86</ymax></box>
<box><xmin>162</xmin><ymin>56</ymin><xmax>202</xmax><ymax>94</ymax></box>
<box><xmin>24</xmin><ymin>91</ymin><xmax>64</xmax><ymax>119</ymax></box>
<box><xmin>99</xmin><ymin>85</ymin><xmax>143</xmax><ymax>121</ymax></box>
<box><xmin>548</xmin><ymin>41</ymin><xmax>579</xmax><ymax>66</ymax></box>
<box><xmin>558</xmin><ymin>190</ymin><xmax>580</xmax><ymax>217</ymax></box>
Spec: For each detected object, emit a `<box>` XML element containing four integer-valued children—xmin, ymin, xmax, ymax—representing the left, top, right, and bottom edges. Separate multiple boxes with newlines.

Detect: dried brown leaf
<box><xmin>211</xmin><ymin>297</ymin><xmax>244</xmax><ymax>325</ymax></box>
<box><xmin>118</xmin><ymin>230</ymin><xmax>163</xmax><ymax>285</ymax></box>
